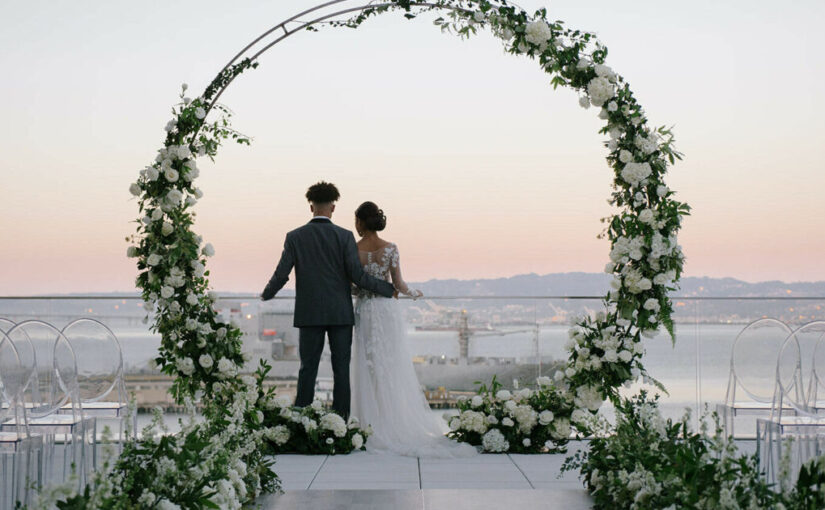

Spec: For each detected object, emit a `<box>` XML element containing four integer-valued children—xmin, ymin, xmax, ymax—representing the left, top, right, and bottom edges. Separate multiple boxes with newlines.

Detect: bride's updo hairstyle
<box><xmin>355</xmin><ymin>201</ymin><xmax>387</xmax><ymax>232</ymax></box>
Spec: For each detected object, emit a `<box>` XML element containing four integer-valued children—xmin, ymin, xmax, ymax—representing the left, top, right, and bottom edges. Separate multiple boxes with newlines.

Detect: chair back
<box><xmin>0</xmin><ymin>317</ymin><xmax>15</xmax><ymax>333</ymax></box>
<box><xmin>0</xmin><ymin>331</ymin><xmax>29</xmax><ymax>435</ymax></box>
<box><xmin>771</xmin><ymin>328</ymin><xmax>808</xmax><ymax>421</ymax></box>
<box><xmin>61</xmin><ymin>318</ymin><xmax>124</xmax><ymax>404</ymax></box>
<box><xmin>801</xmin><ymin>321</ymin><xmax>825</xmax><ymax>409</ymax></box>
<box><xmin>726</xmin><ymin>318</ymin><xmax>794</xmax><ymax>405</ymax></box>
<box><xmin>5</xmin><ymin>320</ymin><xmax>82</xmax><ymax>420</ymax></box>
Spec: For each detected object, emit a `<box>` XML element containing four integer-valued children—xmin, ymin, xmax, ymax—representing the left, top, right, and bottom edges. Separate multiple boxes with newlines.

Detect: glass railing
<box><xmin>2</xmin><ymin>294</ymin><xmax>823</xmax><ymax>436</ymax></box>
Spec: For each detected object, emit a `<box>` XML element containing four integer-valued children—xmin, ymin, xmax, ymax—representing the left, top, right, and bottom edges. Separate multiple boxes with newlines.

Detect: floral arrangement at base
<box><xmin>448</xmin><ymin>375</ymin><xmax>596</xmax><ymax>453</ymax></box>
<box><xmin>256</xmin><ymin>365</ymin><xmax>371</xmax><ymax>455</ymax></box>
<box><xmin>35</xmin><ymin>388</ymin><xmax>280</xmax><ymax>510</ymax></box>
<box><xmin>561</xmin><ymin>392</ymin><xmax>825</xmax><ymax>510</ymax></box>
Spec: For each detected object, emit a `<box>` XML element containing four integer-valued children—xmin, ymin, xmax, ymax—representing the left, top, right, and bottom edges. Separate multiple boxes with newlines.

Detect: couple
<box><xmin>261</xmin><ymin>182</ymin><xmax>474</xmax><ymax>458</ymax></box>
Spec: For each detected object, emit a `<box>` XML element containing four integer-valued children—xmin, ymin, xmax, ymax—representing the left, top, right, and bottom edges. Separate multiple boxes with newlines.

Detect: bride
<box><xmin>351</xmin><ymin>201</ymin><xmax>476</xmax><ymax>458</ymax></box>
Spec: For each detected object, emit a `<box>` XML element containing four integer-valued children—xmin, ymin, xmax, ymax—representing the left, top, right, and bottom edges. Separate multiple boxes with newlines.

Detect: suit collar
<box><xmin>310</xmin><ymin>216</ymin><xmax>331</xmax><ymax>223</ymax></box>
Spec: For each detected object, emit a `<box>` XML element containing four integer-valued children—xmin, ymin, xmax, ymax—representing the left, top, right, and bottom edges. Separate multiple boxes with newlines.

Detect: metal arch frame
<box><xmin>197</xmin><ymin>0</ymin><xmax>474</xmax><ymax>132</ymax></box>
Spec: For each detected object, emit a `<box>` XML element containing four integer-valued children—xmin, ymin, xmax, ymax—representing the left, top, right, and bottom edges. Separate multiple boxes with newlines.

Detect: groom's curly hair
<box><xmin>305</xmin><ymin>181</ymin><xmax>340</xmax><ymax>204</ymax></box>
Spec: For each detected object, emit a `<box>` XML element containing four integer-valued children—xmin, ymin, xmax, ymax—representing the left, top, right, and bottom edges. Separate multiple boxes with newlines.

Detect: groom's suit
<box><xmin>261</xmin><ymin>216</ymin><xmax>395</xmax><ymax>418</ymax></box>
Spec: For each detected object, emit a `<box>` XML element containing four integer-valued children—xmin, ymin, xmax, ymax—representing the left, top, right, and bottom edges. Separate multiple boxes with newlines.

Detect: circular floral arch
<box><xmin>129</xmin><ymin>0</ymin><xmax>688</xmax><ymax>450</ymax></box>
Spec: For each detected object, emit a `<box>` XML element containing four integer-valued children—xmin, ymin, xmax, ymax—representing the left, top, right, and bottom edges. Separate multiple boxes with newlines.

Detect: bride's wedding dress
<box><xmin>352</xmin><ymin>243</ymin><xmax>476</xmax><ymax>458</ymax></box>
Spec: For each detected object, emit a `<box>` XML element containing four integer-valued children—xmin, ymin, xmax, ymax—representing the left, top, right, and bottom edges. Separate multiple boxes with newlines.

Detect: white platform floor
<box><xmin>257</xmin><ymin>442</ymin><xmax>593</xmax><ymax>509</ymax></box>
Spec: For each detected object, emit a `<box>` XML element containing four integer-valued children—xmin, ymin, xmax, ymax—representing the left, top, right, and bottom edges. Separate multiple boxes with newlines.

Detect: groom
<box><xmin>260</xmin><ymin>181</ymin><xmax>396</xmax><ymax>419</ymax></box>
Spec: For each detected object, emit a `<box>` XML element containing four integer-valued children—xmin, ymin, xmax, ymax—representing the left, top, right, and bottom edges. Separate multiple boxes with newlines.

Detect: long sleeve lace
<box><xmin>389</xmin><ymin>245</ymin><xmax>422</xmax><ymax>299</ymax></box>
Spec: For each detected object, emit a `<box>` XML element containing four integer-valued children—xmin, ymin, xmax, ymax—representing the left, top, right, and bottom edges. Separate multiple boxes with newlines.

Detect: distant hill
<box><xmin>412</xmin><ymin>273</ymin><xmax>825</xmax><ymax>298</ymax></box>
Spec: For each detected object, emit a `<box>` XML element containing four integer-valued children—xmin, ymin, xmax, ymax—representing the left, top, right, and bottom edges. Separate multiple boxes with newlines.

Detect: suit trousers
<box><xmin>295</xmin><ymin>325</ymin><xmax>353</xmax><ymax>419</ymax></box>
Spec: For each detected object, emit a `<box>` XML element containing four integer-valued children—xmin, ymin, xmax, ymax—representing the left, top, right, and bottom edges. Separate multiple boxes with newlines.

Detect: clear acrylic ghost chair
<box><xmin>717</xmin><ymin>318</ymin><xmax>796</xmax><ymax>438</ymax></box>
<box><xmin>1</xmin><ymin>320</ymin><xmax>95</xmax><ymax>488</ymax></box>
<box><xmin>801</xmin><ymin>321</ymin><xmax>825</xmax><ymax>413</ymax></box>
<box><xmin>61</xmin><ymin>318</ymin><xmax>132</xmax><ymax>462</ymax></box>
<box><xmin>0</xmin><ymin>331</ymin><xmax>43</xmax><ymax>510</ymax></box>
<box><xmin>756</xmin><ymin>327</ymin><xmax>825</xmax><ymax>486</ymax></box>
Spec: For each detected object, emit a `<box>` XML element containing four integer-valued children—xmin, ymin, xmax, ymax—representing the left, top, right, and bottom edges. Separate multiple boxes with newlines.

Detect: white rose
<box><xmin>161</xmin><ymin>221</ymin><xmax>174</xmax><ymax>236</ymax></box>
<box><xmin>199</xmin><ymin>354</ymin><xmax>213</xmax><ymax>369</ymax></box>
<box><xmin>145</xmin><ymin>166</ymin><xmax>159</xmax><ymax>181</ymax></box>
<box><xmin>618</xmin><ymin>350</ymin><xmax>633</xmax><ymax>362</ymax></box>
<box><xmin>603</xmin><ymin>350</ymin><xmax>618</xmax><ymax>363</ymax></box>
<box><xmin>536</xmin><ymin>376</ymin><xmax>552</xmax><ymax>387</ymax></box>
<box><xmin>147</xmin><ymin>253</ymin><xmax>162</xmax><ymax>266</ymax></box>
<box><xmin>164</xmin><ymin>120</ymin><xmax>177</xmax><ymax>133</ymax></box>
<box><xmin>352</xmin><ymin>433</ymin><xmax>364</xmax><ymax>449</ymax></box>
<box><xmin>195</xmin><ymin>107</ymin><xmax>206</xmax><ymax>119</ymax></box>
<box><xmin>539</xmin><ymin>410</ymin><xmax>554</xmax><ymax>425</ymax></box>
<box><xmin>129</xmin><ymin>182</ymin><xmax>142</xmax><ymax>196</ymax></box>
<box><xmin>619</xmin><ymin>150</ymin><xmax>634</xmax><ymax>163</ymax></box>
<box><xmin>471</xmin><ymin>395</ymin><xmax>483</xmax><ymax>408</ymax></box>
<box><xmin>499</xmin><ymin>28</ymin><xmax>514</xmax><ymax>40</ymax></box>
<box><xmin>594</xmin><ymin>64</ymin><xmax>617</xmax><ymax>82</ymax></box>
<box><xmin>186</xmin><ymin>293</ymin><xmax>198</xmax><ymax>306</ymax></box>
<box><xmin>202</xmin><ymin>243</ymin><xmax>215</xmax><ymax>257</ymax></box>
<box><xmin>193</xmin><ymin>188</ymin><xmax>204</xmax><ymax>199</ymax></box>
<box><xmin>523</xmin><ymin>438</ymin><xmax>532</xmax><ymax>447</ymax></box>
<box><xmin>620</xmin><ymin>161</ymin><xmax>652</xmax><ymax>188</ymax></box>
<box><xmin>495</xmin><ymin>390</ymin><xmax>512</xmax><ymax>400</ymax></box>
<box><xmin>639</xmin><ymin>209</ymin><xmax>655</xmax><ymax>225</ymax></box>
<box><xmin>176</xmin><ymin>357</ymin><xmax>195</xmax><ymax>376</ymax></box>
<box><xmin>524</xmin><ymin>20</ymin><xmax>552</xmax><ymax>45</ymax></box>
<box><xmin>578</xmin><ymin>96</ymin><xmax>591</xmax><ymax>109</ymax></box>
<box><xmin>160</xmin><ymin>286</ymin><xmax>174</xmax><ymax>299</ymax></box>
<box><xmin>166</xmin><ymin>189</ymin><xmax>183</xmax><ymax>206</ymax></box>
<box><xmin>656</xmin><ymin>185</ymin><xmax>668</xmax><ymax>197</ymax></box>
<box><xmin>164</xmin><ymin>168</ymin><xmax>179</xmax><ymax>182</ymax></box>
<box><xmin>607</xmin><ymin>101</ymin><xmax>618</xmax><ymax>112</ymax></box>
<box><xmin>473</xmin><ymin>10</ymin><xmax>484</xmax><ymax>22</ymax></box>
<box><xmin>151</xmin><ymin>208</ymin><xmax>164</xmax><ymax>221</ymax></box>
<box><xmin>501</xmin><ymin>417</ymin><xmax>514</xmax><ymax>427</ymax></box>
<box><xmin>644</xmin><ymin>298</ymin><xmax>661</xmax><ymax>312</ymax></box>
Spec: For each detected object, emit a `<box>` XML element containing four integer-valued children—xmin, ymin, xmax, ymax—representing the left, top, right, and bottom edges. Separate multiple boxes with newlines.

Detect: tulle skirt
<box><xmin>352</xmin><ymin>296</ymin><xmax>477</xmax><ymax>458</ymax></box>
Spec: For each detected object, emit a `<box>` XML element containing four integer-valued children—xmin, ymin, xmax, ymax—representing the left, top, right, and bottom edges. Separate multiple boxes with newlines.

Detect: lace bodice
<box><xmin>355</xmin><ymin>243</ymin><xmax>421</xmax><ymax>299</ymax></box>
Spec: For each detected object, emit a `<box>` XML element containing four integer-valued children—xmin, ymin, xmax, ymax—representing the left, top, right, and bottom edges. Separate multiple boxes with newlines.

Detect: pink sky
<box><xmin>1</xmin><ymin>0</ymin><xmax>824</xmax><ymax>294</ymax></box>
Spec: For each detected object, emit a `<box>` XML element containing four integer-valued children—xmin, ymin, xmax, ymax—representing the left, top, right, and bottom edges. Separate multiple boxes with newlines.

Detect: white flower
<box><xmin>635</xmin><ymin>134</ymin><xmax>659</xmax><ymax>154</ymax></box>
<box><xmin>536</xmin><ymin>376</ymin><xmax>552</xmax><ymax>387</ymax></box>
<box><xmin>578</xmin><ymin>96</ymin><xmax>591</xmax><ymax>109</ymax></box>
<box><xmin>551</xmin><ymin>418</ymin><xmax>571</xmax><ymax>440</ymax></box>
<box><xmin>495</xmin><ymin>390</ymin><xmax>511</xmax><ymax>400</ymax></box>
<box><xmin>481</xmin><ymin>428</ymin><xmax>509</xmax><ymax>452</ymax></box>
<box><xmin>164</xmin><ymin>168</ymin><xmax>179</xmax><ymax>182</ymax></box>
<box><xmin>193</xmin><ymin>188</ymin><xmax>204</xmax><ymax>199</ymax></box>
<box><xmin>166</xmin><ymin>189</ymin><xmax>184</xmax><ymax>206</ymax></box>
<box><xmin>607</xmin><ymin>101</ymin><xmax>618</xmax><ymax>112</ymax></box>
<box><xmin>160</xmin><ymin>286</ymin><xmax>174</xmax><ymax>299</ymax></box>
<box><xmin>266</xmin><ymin>425</ymin><xmax>290</xmax><ymax>446</ymax></box>
<box><xmin>147</xmin><ymin>253</ymin><xmax>162</xmax><ymax>266</ymax></box>
<box><xmin>471</xmin><ymin>395</ymin><xmax>484</xmax><ymax>408</ymax></box>
<box><xmin>539</xmin><ymin>410</ymin><xmax>554</xmax><ymax>425</ymax></box>
<box><xmin>576</xmin><ymin>57</ymin><xmax>591</xmax><ymax>70</ymax></box>
<box><xmin>459</xmin><ymin>410</ymin><xmax>488</xmax><ymax>434</ymax></box>
<box><xmin>501</xmin><ymin>417</ymin><xmax>514</xmax><ymax>427</ymax></box>
<box><xmin>198</xmin><ymin>354</ymin><xmax>213</xmax><ymax>369</ymax></box>
<box><xmin>157</xmin><ymin>500</ymin><xmax>180</xmax><ymax>510</ymax></box>
<box><xmin>127</xmin><ymin>246</ymin><xmax>138</xmax><ymax>258</ymax></box>
<box><xmin>160</xmin><ymin>221</ymin><xmax>174</xmax><ymax>236</ymax></box>
<box><xmin>320</xmin><ymin>413</ymin><xmax>347</xmax><ymax>437</ymax></box>
<box><xmin>129</xmin><ymin>182</ymin><xmax>142</xmax><ymax>196</ymax></box>
<box><xmin>217</xmin><ymin>358</ymin><xmax>236</xmax><ymax>375</ymax></box>
<box><xmin>202</xmin><ymin>243</ymin><xmax>215</xmax><ymax>257</ymax></box>
<box><xmin>504</xmin><ymin>399</ymin><xmax>517</xmax><ymax>412</ymax></box>
<box><xmin>352</xmin><ymin>433</ymin><xmax>364</xmax><ymax>449</ymax></box>
<box><xmin>643</xmin><ymin>298</ymin><xmax>661</xmax><ymax>312</ymax></box>
<box><xmin>594</xmin><ymin>64</ymin><xmax>617</xmax><ymax>82</ymax></box>
<box><xmin>195</xmin><ymin>107</ymin><xmax>206</xmax><ymax>119</ymax></box>
<box><xmin>575</xmin><ymin>385</ymin><xmax>603</xmax><ymax>411</ymax></box>
<box><xmin>186</xmin><ymin>293</ymin><xmax>198</xmax><ymax>306</ymax></box>
<box><xmin>618</xmin><ymin>350</ymin><xmax>633</xmax><ymax>362</ymax></box>
<box><xmin>310</xmin><ymin>400</ymin><xmax>323</xmax><ymax>411</ymax></box>
<box><xmin>325</xmin><ymin>437</ymin><xmax>334</xmax><ymax>445</ymax></box>
<box><xmin>487</xmin><ymin>414</ymin><xmax>499</xmax><ymax>425</ymax></box>
<box><xmin>603</xmin><ymin>350</ymin><xmax>618</xmax><ymax>363</ymax></box>
<box><xmin>524</xmin><ymin>20</ymin><xmax>552</xmax><ymax>46</ymax></box>
<box><xmin>586</xmin><ymin>76</ymin><xmax>615</xmax><ymax>107</ymax></box>
<box><xmin>656</xmin><ymin>185</ymin><xmax>669</xmax><ymax>197</ymax></box>
<box><xmin>164</xmin><ymin>119</ymin><xmax>177</xmax><ymax>133</ymax></box>
<box><xmin>523</xmin><ymin>438</ymin><xmax>531</xmax><ymax>447</ymax></box>
<box><xmin>185</xmin><ymin>318</ymin><xmax>198</xmax><ymax>331</ymax></box>
<box><xmin>619</xmin><ymin>150</ymin><xmax>634</xmax><ymax>164</ymax></box>
<box><xmin>145</xmin><ymin>166</ymin><xmax>159</xmax><ymax>181</ymax></box>
<box><xmin>598</xmin><ymin>108</ymin><xmax>609</xmax><ymax>119</ymax></box>
<box><xmin>176</xmin><ymin>357</ymin><xmax>195</xmax><ymax>376</ymax></box>
<box><xmin>639</xmin><ymin>209</ymin><xmax>655</xmax><ymax>225</ymax></box>
<box><xmin>499</xmin><ymin>27</ymin><xmax>514</xmax><ymax>40</ymax></box>
<box><xmin>301</xmin><ymin>417</ymin><xmax>317</xmax><ymax>432</ymax></box>
<box><xmin>449</xmin><ymin>418</ymin><xmax>460</xmax><ymax>431</ymax></box>
<box><xmin>513</xmin><ymin>405</ymin><xmax>538</xmax><ymax>434</ymax></box>
<box><xmin>620</xmin><ymin>161</ymin><xmax>652</xmax><ymax>188</ymax></box>
<box><xmin>473</xmin><ymin>10</ymin><xmax>484</xmax><ymax>22</ymax></box>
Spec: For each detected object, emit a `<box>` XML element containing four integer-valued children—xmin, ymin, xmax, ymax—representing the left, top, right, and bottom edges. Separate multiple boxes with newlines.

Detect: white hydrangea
<box><xmin>536</xmin><ymin>376</ymin><xmax>552</xmax><ymax>387</ymax></box>
<box><xmin>481</xmin><ymin>428</ymin><xmax>509</xmax><ymax>452</ymax></box>
<box><xmin>265</xmin><ymin>425</ymin><xmax>290</xmax><ymax>446</ymax></box>
<box><xmin>586</xmin><ymin>76</ymin><xmax>615</xmax><ymax>107</ymax></box>
<box><xmin>471</xmin><ymin>395</ymin><xmax>484</xmax><ymax>408</ymax></box>
<box><xmin>524</xmin><ymin>20</ymin><xmax>552</xmax><ymax>45</ymax></box>
<box><xmin>501</xmin><ymin>417</ymin><xmax>514</xmax><ymax>427</ymax></box>
<box><xmin>513</xmin><ymin>405</ymin><xmax>538</xmax><ymax>434</ymax></box>
<box><xmin>459</xmin><ymin>410</ymin><xmax>488</xmax><ymax>434</ymax></box>
<box><xmin>495</xmin><ymin>390</ymin><xmax>512</xmax><ymax>400</ymax></box>
<box><xmin>522</xmin><ymin>438</ymin><xmax>532</xmax><ymax>447</ymax></box>
<box><xmin>620</xmin><ymin>161</ymin><xmax>652</xmax><ymax>188</ymax></box>
<box><xmin>575</xmin><ymin>385</ymin><xmax>603</xmax><ymax>411</ymax></box>
<box><xmin>320</xmin><ymin>413</ymin><xmax>348</xmax><ymax>438</ymax></box>
<box><xmin>352</xmin><ymin>433</ymin><xmax>364</xmax><ymax>449</ymax></box>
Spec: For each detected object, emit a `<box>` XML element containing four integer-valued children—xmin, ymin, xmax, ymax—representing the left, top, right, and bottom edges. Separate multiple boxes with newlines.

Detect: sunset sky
<box><xmin>1</xmin><ymin>0</ymin><xmax>824</xmax><ymax>294</ymax></box>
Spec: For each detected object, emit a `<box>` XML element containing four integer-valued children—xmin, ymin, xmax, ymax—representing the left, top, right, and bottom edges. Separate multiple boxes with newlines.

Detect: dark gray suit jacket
<box><xmin>261</xmin><ymin>217</ymin><xmax>396</xmax><ymax>327</ymax></box>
